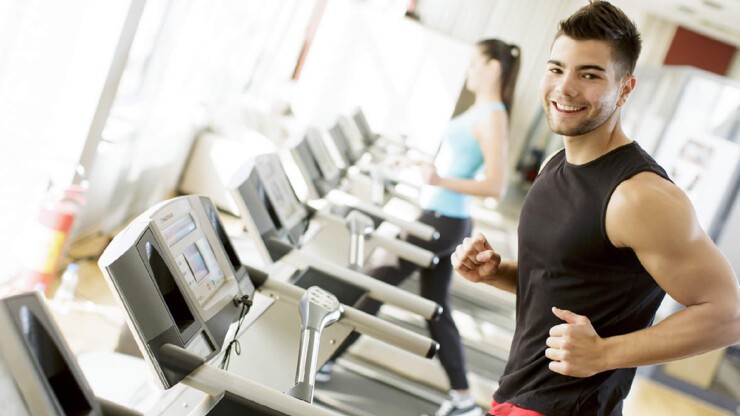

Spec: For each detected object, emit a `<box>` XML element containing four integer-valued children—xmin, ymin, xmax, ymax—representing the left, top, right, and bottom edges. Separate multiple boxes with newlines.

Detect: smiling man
<box><xmin>451</xmin><ymin>1</ymin><xmax>740</xmax><ymax>415</ymax></box>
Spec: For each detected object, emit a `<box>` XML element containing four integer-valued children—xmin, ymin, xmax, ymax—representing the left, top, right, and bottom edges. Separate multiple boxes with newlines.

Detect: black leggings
<box><xmin>330</xmin><ymin>210</ymin><xmax>473</xmax><ymax>390</ymax></box>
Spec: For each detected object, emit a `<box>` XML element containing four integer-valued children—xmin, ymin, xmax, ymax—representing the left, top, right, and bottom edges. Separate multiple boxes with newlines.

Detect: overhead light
<box><xmin>700</xmin><ymin>0</ymin><xmax>723</xmax><ymax>11</ymax></box>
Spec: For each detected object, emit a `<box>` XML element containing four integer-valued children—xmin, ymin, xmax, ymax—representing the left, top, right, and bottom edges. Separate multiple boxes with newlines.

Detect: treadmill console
<box><xmin>99</xmin><ymin>195</ymin><xmax>255</xmax><ymax>389</ymax></box>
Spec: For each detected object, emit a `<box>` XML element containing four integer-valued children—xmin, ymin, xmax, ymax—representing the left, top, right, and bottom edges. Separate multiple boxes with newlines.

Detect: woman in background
<box><xmin>321</xmin><ymin>38</ymin><xmax>520</xmax><ymax>416</ymax></box>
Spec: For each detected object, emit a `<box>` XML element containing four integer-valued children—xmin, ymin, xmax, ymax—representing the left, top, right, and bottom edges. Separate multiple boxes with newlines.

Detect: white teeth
<box><xmin>554</xmin><ymin>102</ymin><xmax>583</xmax><ymax>112</ymax></box>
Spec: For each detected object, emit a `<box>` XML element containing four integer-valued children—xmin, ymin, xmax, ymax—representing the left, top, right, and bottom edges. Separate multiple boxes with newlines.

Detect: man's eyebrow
<box><xmin>546</xmin><ymin>60</ymin><xmax>606</xmax><ymax>72</ymax></box>
<box><xmin>578</xmin><ymin>64</ymin><xmax>606</xmax><ymax>72</ymax></box>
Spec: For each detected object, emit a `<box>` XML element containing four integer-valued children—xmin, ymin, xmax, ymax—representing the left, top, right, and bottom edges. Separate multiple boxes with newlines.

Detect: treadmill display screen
<box><xmin>174</xmin><ymin>238</ymin><xmax>225</xmax><ymax>307</ymax></box>
<box><xmin>183</xmin><ymin>244</ymin><xmax>209</xmax><ymax>283</ymax></box>
<box><xmin>307</xmin><ymin>132</ymin><xmax>340</xmax><ymax>181</ymax></box>
<box><xmin>163</xmin><ymin>214</ymin><xmax>197</xmax><ymax>247</ymax></box>
<box><xmin>255</xmin><ymin>159</ymin><xmax>305</xmax><ymax>233</ymax></box>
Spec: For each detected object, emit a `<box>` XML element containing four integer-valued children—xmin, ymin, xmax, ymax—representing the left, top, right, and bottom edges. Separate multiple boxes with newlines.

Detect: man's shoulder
<box><xmin>613</xmin><ymin>171</ymin><xmax>676</xmax><ymax>203</ymax></box>
<box><xmin>607</xmin><ymin>172</ymin><xmax>692</xmax><ymax>247</ymax></box>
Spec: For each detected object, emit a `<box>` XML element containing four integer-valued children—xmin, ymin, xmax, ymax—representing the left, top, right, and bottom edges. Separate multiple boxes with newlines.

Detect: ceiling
<box><xmin>621</xmin><ymin>0</ymin><xmax>740</xmax><ymax>47</ymax></box>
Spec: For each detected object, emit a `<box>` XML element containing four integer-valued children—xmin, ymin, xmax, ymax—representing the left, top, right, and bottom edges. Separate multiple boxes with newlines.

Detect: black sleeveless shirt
<box><xmin>494</xmin><ymin>142</ymin><xmax>670</xmax><ymax>416</ymax></box>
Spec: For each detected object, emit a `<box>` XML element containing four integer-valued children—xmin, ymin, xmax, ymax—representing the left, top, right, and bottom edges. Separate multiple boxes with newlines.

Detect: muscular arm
<box><xmin>601</xmin><ymin>172</ymin><xmax>740</xmax><ymax>370</ymax></box>
<box><xmin>434</xmin><ymin>110</ymin><xmax>508</xmax><ymax>198</ymax></box>
<box><xmin>547</xmin><ymin>172</ymin><xmax>740</xmax><ymax>377</ymax></box>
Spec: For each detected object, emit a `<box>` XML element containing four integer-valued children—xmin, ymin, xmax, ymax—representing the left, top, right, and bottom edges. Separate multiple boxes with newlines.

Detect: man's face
<box><xmin>540</xmin><ymin>36</ymin><xmax>632</xmax><ymax>137</ymax></box>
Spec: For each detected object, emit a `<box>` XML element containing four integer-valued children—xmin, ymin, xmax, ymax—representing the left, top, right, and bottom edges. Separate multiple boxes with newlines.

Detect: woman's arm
<box><xmin>425</xmin><ymin>110</ymin><xmax>509</xmax><ymax>199</ymax></box>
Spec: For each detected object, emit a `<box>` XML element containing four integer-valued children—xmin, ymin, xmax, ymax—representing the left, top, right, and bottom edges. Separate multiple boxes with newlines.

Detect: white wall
<box><xmin>727</xmin><ymin>50</ymin><xmax>740</xmax><ymax>81</ymax></box>
<box><xmin>74</xmin><ymin>0</ymin><xmax>313</xmax><ymax>238</ymax></box>
<box><xmin>0</xmin><ymin>0</ymin><xmax>134</xmax><ymax>282</ymax></box>
<box><xmin>416</xmin><ymin>0</ymin><xmax>500</xmax><ymax>43</ymax></box>
<box><xmin>291</xmin><ymin>0</ymin><xmax>471</xmax><ymax>155</ymax></box>
<box><xmin>627</xmin><ymin>8</ymin><xmax>677</xmax><ymax>68</ymax></box>
<box><xmin>413</xmin><ymin>0</ymin><xmax>680</xmax><ymax>171</ymax></box>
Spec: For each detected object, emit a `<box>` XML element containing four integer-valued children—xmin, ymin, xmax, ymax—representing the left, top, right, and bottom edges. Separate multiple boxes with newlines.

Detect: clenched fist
<box><xmin>452</xmin><ymin>233</ymin><xmax>502</xmax><ymax>283</ymax></box>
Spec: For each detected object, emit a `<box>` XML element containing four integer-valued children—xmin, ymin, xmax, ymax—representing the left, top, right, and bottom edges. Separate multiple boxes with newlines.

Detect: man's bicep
<box><xmin>621</xmin><ymin>183</ymin><xmax>736</xmax><ymax>306</ymax></box>
<box><xmin>636</xmin><ymin>232</ymin><xmax>734</xmax><ymax>307</ymax></box>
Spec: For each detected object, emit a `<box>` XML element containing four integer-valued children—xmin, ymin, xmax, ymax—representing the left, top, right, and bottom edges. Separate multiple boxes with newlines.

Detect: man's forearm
<box><xmin>482</xmin><ymin>260</ymin><xmax>518</xmax><ymax>294</ymax></box>
<box><xmin>602</xmin><ymin>301</ymin><xmax>740</xmax><ymax>371</ymax></box>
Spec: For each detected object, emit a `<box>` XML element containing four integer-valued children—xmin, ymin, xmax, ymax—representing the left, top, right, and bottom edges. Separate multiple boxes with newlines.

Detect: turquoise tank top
<box><xmin>419</xmin><ymin>102</ymin><xmax>505</xmax><ymax>218</ymax></box>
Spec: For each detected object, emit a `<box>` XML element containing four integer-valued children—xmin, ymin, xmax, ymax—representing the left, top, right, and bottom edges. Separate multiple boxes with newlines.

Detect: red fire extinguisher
<box><xmin>17</xmin><ymin>184</ymin><xmax>87</xmax><ymax>293</ymax></box>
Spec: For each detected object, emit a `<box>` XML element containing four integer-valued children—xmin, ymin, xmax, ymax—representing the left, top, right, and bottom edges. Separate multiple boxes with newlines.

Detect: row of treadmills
<box><xmin>0</xmin><ymin>108</ymin><xmax>517</xmax><ymax>415</ymax></box>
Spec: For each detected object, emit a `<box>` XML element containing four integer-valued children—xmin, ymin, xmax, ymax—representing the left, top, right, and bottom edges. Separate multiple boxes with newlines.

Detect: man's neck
<box><xmin>563</xmin><ymin>115</ymin><xmax>631</xmax><ymax>165</ymax></box>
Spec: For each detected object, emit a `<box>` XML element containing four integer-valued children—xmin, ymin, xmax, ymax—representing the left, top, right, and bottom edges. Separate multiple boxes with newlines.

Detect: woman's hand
<box><xmin>419</xmin><ymin>161</ymin><xmax>441</xmax><ymax>185</ymax></box>
<box><xmin>384</xmin><ymin>154</ymin><xmax>412</xmax><ymax>170</ymax></box>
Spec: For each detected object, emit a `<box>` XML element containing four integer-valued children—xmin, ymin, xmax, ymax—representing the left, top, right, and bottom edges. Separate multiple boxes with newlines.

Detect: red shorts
<box><xmin>487</xmin><ymin>400</ymin><xmax>544</xmax><ymax>416</ymax></box>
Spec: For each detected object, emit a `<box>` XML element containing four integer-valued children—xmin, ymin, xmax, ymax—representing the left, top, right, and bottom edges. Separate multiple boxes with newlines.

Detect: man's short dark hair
<box><xmin>556</xmin><ymin>0</ymin><xmax>641</xmax><ymax>76</ymax></box>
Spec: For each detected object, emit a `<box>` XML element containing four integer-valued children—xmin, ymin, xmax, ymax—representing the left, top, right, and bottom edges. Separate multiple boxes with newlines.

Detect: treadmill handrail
<box><xmin>349</xmin><ymin>166</ymin><xmax>423</xmax><ymax>193</ymax></box>
<box><xmin>284</xmin><ymin>250</ymin><xmax>443</xmax><ymax>321</ymax></box>
<box><xmin>325</xmin><ymin>189</ymin><xmax>438</xmax><ymax>241</ymax></box>
<box><xmin>369</xmin><ymin>233</ymin><xmax>439</xmax><ymax>268</ymax></box>
<box><xmin>343</xmin><ymin>169</ymin><xmax>424</xmax><ymax>211</ymax></box>
<box><xmin>176</xmin><ymin>355</ymin><xmax>342</xmax><ymax>416</ymax></box>
<box><xmin>261</xmin><ymin>278</ymin><xmax>438</xmax><ymax>359</ymax></box>
<box><xmin>311</xmin><ymin>209</ymin><xmax>438</xmax><ymax>268</ymax></box>
<box><xmin>385</xmin><ymin>184</ymin><xmax>423</xmax><ymax>208</ymax></box>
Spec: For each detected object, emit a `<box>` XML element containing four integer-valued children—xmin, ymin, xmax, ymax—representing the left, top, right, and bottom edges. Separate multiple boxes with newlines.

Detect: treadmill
<box><xmin>227</xmin><ymin>154</ymin><xmax>505</xmax><ymax>414</ymax></box>
<box><xmin>98</xmin><ymin>194</ymin><xmax>443</xmax><ymax>415</ymax></box>
<box><xmin>288</xmin><ymin>119</ymin><xmax>518</xmax><ymax>410</ymax></box>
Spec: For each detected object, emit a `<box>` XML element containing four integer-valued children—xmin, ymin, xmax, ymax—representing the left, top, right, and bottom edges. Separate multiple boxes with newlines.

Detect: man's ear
<box><xmin>617</xmin><ymin>75</ymin><xmax>636</xmax><ymax>108</ymax></box>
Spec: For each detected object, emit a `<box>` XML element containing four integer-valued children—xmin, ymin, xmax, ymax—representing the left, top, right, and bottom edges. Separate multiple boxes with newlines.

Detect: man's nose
<box><xmin>555</xmin><ymin>73</ymin><xmax>579</xmax><ymax>98</ymax></box>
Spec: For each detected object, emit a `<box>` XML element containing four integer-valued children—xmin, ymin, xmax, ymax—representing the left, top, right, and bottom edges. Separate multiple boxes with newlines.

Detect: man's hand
<box><xmin>546</xmin><ymin>307</ymin><xmax>608</xmax><ymax>378</ymax></box>
<box><xmin>452</xmin><ymin>233</ymin><xmax>501</xmax><ymax>283</ymax></box>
